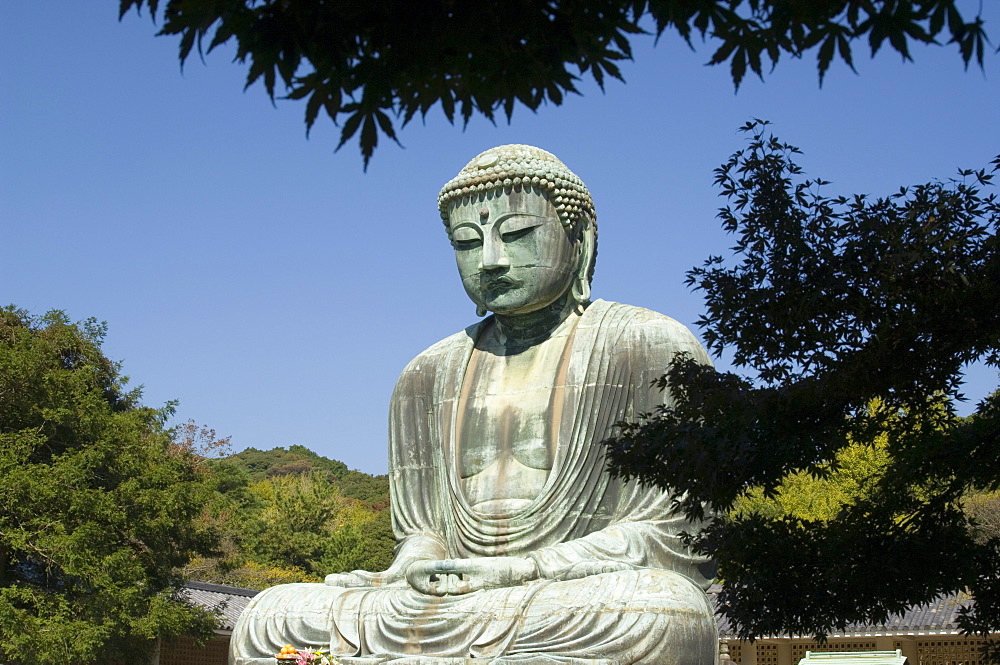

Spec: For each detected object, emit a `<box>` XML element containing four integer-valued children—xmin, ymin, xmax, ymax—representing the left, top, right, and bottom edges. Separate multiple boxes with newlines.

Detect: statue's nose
<box><xmin>481</xmin><ymin>236</ymin><xmax>511</xmax><ymax>271</ymax></box>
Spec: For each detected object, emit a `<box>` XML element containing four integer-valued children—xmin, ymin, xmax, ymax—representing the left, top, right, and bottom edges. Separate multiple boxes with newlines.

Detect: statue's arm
<box><xmin>526</xmin><ymin>514</ymin><xmax>712</xmax><ymax>589</ymax></box>
<box><xmin>529</xmin><ymin>312</ymin><xmax>715</xmax><ymax>588</ymax></box>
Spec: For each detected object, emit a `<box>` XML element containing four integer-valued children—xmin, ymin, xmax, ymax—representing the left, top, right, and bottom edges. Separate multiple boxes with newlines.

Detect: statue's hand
<box><xmin>406</xmin><ymin>557</ymin><xmax>538</xmax><ymax>596</ymax></box>
<box><xmin>324</xmin><ymin>562</ymin><xmax>409</xmax><ymax>588</ymax></box>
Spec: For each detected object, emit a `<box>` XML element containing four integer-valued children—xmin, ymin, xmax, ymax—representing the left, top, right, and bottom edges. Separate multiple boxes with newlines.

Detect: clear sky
<box><xmin>2</xmin><ymin>3</ymin><xmax>997</xmax><ymax>475</ymax></box>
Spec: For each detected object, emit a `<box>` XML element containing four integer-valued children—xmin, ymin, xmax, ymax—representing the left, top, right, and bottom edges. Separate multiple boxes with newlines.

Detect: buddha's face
<box><xmin>448</xmin><ymin>189</ymin><xmax>579</xmax><ymax>316</ymax></box>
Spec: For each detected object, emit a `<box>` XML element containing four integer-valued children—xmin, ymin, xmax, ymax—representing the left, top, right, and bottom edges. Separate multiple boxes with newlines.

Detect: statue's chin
<box><xmin>469</xmin><ymin>282</ymin><xmax>572</xmax><ymax>318</ymax></box>
<box><xmin>476</xmin><ymin>295</ymin><xmax>526</xmax><ymax>315</ymax></box>
<box><xmin>476</xmin><ymin>294</ymin><xmax>565</xmax><ymax>317</ymax></box>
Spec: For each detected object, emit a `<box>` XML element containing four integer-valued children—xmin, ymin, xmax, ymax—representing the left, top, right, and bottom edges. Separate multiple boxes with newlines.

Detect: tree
<box><xmin>733</xmin><ymin>402</ymin><xmax>893</xmax><ymax>522</ymax></box>
<box><xmin>120</xmin><ymin>0</ymin><xmax>995</xmax><ymax>166</ymax></box>
<box><xmin>0</xmin><ymin>307</ymin><xmax>220</xmax><ymax>664</ymax></box>
<box><xmin>227</xmin><ymin>444</ymin><xmax>390</xmax><ymax>505</ymax></box>
<box><xmin>966</xmin><ymin>491</ymin><xmax>1000</xmax><ymax>545</ymax></box>
<box><xmin>603</xmin><ymin>121</ymin><xmax>1000</xmax><ymax>655</ymax></box>
<box><xmin>182</xmin><ymin>452</ymin><xmax>394</xmax><ymax>589</ymax></box>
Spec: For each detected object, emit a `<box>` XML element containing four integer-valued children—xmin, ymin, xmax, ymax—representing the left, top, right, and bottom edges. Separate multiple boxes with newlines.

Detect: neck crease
<box><xmin>493</xmin><ymin>293</ymin><xmax>583</xmax><ymax>347</ymax></box>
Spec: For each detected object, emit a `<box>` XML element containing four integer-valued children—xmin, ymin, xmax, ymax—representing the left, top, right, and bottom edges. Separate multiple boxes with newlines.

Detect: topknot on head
<box><xmin>437</xmin><ymin>144</ymin><xmax>596</xmax><ymax>232</ymax></box>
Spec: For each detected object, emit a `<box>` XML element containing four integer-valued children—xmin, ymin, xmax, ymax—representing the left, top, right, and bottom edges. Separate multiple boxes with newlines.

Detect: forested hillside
<box><xmin>184</xmin><ymin>446</ymin><xmax>393</xmax><ymax>590</ymax></box>
<box><xmin>226</xmin><ymin>444</ymin><xmax>389</xmax><ymax>506</ymax></box>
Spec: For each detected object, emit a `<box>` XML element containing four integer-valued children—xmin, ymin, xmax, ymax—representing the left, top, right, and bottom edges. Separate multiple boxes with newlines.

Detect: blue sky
<box><xmin>2</xmin><ymin>3</ymin><xmax>997</xmax><ymax>474</ymax></box>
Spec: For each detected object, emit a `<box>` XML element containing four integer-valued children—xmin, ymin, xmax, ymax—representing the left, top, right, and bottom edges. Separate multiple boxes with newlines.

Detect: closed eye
<box><xmin>498</xmin><ymin>216</ymin><xmax>543</xmax><ymax>241</ymax></box>
<box><xmin>500</xmin><ymin>226</ymin><xmax>535</xmax><ymax>242</ymax></box>
<box><xmin>451</xmin><ymin>224</ymin><xmax>483</xmax><ymax>249</ymax></box>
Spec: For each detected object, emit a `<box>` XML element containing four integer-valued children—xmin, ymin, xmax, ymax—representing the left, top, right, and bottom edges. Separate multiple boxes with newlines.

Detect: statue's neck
<box><xmin>492</xmin><ymin>293</ymin><xmax>582</xmax><ymax>347</ymax></box>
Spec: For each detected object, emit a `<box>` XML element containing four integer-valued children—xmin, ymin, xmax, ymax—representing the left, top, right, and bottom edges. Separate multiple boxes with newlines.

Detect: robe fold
<box><xmin>231</xmin><ymin>300</ymin><xmax>719</xmax><ymax>665</ymax></box>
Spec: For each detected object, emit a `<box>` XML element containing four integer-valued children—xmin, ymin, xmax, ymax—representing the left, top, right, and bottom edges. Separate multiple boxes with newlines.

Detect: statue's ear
<box><xmin>571</xmin><ymin>217</ymin><xmax>594</xmax><ymax>305</ymax></box>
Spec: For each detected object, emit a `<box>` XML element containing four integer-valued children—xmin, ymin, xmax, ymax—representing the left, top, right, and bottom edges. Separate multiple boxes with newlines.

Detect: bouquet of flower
<box><xmin>276</xmin><ymin>644</ymin><xmax>339</xmax><ymax>665</ymax></box>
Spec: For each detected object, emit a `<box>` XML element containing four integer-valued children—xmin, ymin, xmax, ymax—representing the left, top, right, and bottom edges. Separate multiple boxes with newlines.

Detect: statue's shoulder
<box><xmin>394</xmin><ymin>321</ymin><xmax>483</xmax><ymax>385</ymax></box>
<box><xmin>589</xmin><ymin>300</ymin><xmax>709</xmax><ymax>365</ymax></box>
<box><xmin>588</xmin><ymin>299</ymin><xmax>697</xmax><ymax>340</ymax></box>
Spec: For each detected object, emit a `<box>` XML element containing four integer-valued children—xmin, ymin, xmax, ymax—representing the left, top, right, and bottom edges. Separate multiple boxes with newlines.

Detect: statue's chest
<box><xmin>455</xmin><ymin>325</ymin><xmax>575</xmax><ymax>513</ymax></box>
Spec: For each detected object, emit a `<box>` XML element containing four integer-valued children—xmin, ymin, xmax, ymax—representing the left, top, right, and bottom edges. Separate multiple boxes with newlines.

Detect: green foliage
<box><xmin>249</xmin><ymin>471</ymin><xmax>349</xmax><ymax>572</ymax></box>
<box><xmin>230</xmin><ymin>444</ymin><xmax>348</xmax><ymax>481</ymax></box>
<box><xmin>734</xmin><ymin>430</ymin><xmax>891</xmax><ymax>522</ymax></box>
<box><xmin>120</xmin><ymin>0</ymin><xmax>995</xmax><ymax>167</ymax></box>
<box><xmin>0</xmin><ymin>307</ymin><xmax>219</xmax><ymax>664</ymax></box>
<box><xmin>966</xmin><ymin>490</ymin><xmax>1000</xmax><ymax>544</ymax></box>
<box><xmin>241</xmin><ymin>470</ymin><xmax>393</xmax><ymax>577</ymax></box>
<box><xmin>185</xmin><ymin>557</ymin><xmax>313</xmax><ymax>589</ymax></box>
<box><xmin>315</xmin><ymin>506</ymin><xmax>394</xmax><ymax>575</ymax></box>
<box><xmin>604</xmin><ymin>123</ymin><xmax>1000</xmax><ymax>654</ymax></box>
<box><xmin>225</xmin><ymin>445</ymin><xmax>389</xmax><ymax>505</ymax></box>
<box><xmin>185</xmin><ymin>449</ymin><xmax>394</xmax><ymax>588</ymax></box>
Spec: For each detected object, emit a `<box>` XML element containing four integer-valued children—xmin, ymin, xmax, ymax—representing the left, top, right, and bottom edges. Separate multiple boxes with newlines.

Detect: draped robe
<box><xmin>231</xmin><ymin>300</ymin><xmax>718</xmax><ymax>665</ymax></box>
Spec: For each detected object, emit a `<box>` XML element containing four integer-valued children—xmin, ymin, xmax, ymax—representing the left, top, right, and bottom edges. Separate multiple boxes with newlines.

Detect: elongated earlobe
<box><xmin>571</xmin><ymin>276</ymin><xmax>591</xmax><ymax>305</ymax></box>
<box><xmin>572</xmin><ymin>219</ymin><xmax>595</xmax><ymax>305</ymax></box>
<box><xmin>476</xmin><ymin>305</ymin><xmax>488</xmax><ymax>317</ymax></box>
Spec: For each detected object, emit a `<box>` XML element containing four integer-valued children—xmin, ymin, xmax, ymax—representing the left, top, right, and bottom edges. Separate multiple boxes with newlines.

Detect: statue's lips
<box><xmin>481</xmin><ymin>275</ymin><xmax>523</xmax><ymax>295</ymax></box>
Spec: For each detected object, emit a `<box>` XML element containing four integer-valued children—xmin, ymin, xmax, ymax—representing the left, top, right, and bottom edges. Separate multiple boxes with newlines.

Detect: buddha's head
<box><xmin>438</xmin><ymin>145</ymin><xmax>597</xmax><ymax>317</ymax></box>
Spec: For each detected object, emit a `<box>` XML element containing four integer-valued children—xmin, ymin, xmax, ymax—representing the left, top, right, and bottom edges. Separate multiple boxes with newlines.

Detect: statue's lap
<box><xmin>231</xmin><ymin>569</ymin><xmax>717</xmax><ymax>665</ymax></box>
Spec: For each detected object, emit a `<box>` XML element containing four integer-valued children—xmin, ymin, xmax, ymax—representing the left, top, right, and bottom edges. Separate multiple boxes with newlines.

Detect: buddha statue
<box><xmin>231</xmin><ymin>145</ymin><xmax>718</xmax><ymax>665</ymax></box>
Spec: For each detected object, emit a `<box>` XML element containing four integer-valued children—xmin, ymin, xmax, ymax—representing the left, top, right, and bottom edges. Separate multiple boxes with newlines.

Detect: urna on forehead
<box><xmin>437</xmin><ymin>144</ymin><xmax>596</xmax><ymax>231</ymax></box>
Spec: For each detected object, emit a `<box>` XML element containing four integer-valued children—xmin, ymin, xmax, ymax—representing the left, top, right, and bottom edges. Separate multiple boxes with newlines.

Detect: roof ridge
<box><xmin>183</xmin><ymin>580</ymin><xmax>260</xmax><ymax>597</ymax></box>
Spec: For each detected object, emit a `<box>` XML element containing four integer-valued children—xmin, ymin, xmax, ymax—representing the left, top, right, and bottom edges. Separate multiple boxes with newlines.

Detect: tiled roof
<box><xmin>182</xmin><ymin>581</ymin><xmax>260</xmax><ymax>632</ymax></box>
<box><xmin>709</xmin><ymin>585</ymin><xmax>974</xmax><ymax>639</ymax></box>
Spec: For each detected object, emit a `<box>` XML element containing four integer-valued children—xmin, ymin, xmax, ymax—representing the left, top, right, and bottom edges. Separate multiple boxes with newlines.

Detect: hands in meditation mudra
<box><xmin>232</xmin><ymin>145</ymin><xmax>719</xmax><ymax>665</ymax></box>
